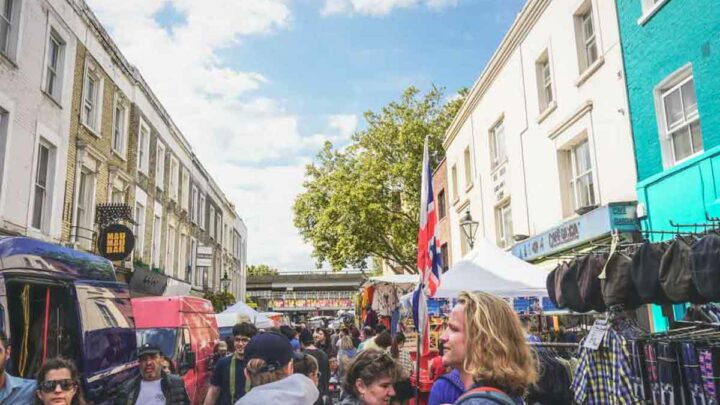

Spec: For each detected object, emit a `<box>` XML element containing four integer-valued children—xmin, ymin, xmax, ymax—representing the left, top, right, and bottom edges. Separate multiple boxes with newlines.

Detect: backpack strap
<box><xmin>456</xmin><ymin>386</ymin><xmax>517</xmax><ymax>405</ymax></box>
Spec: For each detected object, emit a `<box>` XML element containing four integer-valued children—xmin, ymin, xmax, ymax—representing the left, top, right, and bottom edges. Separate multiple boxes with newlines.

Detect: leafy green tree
<box><xmin>204</xmin><ymin>291</ymin><xmax>236</xmax><ymax>312</ymax></box>
<box><xmin>247</xmin><ymin>264</ymin><xmax>279</xmax><ymax>277</ymax></box>
<box><xmin>293</xmin><ymin>86</ymin><xmax>466</xmax><ymax>274</ymax></box>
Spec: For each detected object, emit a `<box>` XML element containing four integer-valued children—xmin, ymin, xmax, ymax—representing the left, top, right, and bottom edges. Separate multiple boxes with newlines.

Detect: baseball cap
<box><xmin>244</xmin><ymin>332</ymin><xmax>295</xmax><ymax>372</ymax></box>
<box><xmin>138</xmin><ymin>343</ymin><xmax>162</xmax><ymax>357</ymax></box>
<box><xmin>217</xmin><ymin>341</ymin><xmax>228</xmax><ymax>350</ymax></box>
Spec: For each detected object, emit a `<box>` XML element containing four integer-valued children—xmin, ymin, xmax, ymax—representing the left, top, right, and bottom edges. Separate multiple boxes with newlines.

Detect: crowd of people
<box><xmin>0</xmin><ymin>290</ymin><xmax>544</xmax><ymax>405</ymax></box>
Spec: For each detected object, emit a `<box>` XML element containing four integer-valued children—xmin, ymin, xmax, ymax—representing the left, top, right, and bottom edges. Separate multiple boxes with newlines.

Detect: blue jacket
<box><xmin>429</xmin><ymin>369</ymin><xmax>465</xmax><ymax>405</ymax></box>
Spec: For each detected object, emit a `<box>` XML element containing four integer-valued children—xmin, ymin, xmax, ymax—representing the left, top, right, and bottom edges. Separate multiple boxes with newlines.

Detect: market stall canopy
<box><xmin>218</xmin><ymin>301</ymin><xmax>273</xmax><ymax>329</ymax></box>
<box><xmin>434</xmin><ymin>238</ymin><xmax>548</xmax><ymax>298</ymax></box>
<box><xmin>366</xmin><ymin>274</ymin><xmax>419</xmax><ymax>286</ymax></box>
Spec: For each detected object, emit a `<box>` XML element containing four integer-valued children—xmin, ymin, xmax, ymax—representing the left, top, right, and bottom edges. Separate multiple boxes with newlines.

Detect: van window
<box><xmin>75</xmin><ymin>284</ymin><xmax>135</xmax><ymax>374</ymax></box>
<box><xmin>137</xmin><ymin>328</ymin><xmax>178</xmax><ymax>359</ymax></box>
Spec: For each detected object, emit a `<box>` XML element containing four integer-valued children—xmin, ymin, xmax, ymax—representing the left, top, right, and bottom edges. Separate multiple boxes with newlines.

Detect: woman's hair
<box><xmin>316</xmin><ymin>328</ymin><xmax>331</xmax><ymax>352</ymax></box>
<box><xmin>293</xmin><ymin>352</ymin><xmax>319</xmax><ymax>378</ymax></box>
<box><xmin>162</xmin><ymin>355</ymin><xmax>176</xmax><ymax>374</ymax></box>
<box><xmin>374</xmin><ymin>331</ymin><xmax>392</xmax><ymax>350</ymax></box>
<box><xmin>457</xmin><ymin>291</ymin><xmax>538</xmax><ymax>396</ymax></box>
<box><xmin>35</xmin><ymin>357</ymin><xmax>82</xmax><ymax>405</ymax></box>
<box><xmin>339</xmin><ymin>336</ymin><xmax>355</xmax><ymax>351</ymax></box>
<box><xmin>245</xmin><ymin>358</ymin><xmax>289</xmax><ymax>388</ymax></box>
<box><xmin>342</xmin><ymin>349</ymin><xmax>402</xmax><ymax>397</ymax></box>
<box><xmin>390</xmin><ymin>331</ymin><xmax>406</xmax><ymax>359</ymax></box>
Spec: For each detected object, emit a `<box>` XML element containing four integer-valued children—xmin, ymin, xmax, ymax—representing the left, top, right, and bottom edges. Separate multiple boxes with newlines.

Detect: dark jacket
<box><xmin>114</xmin><ymin>371</ymin><xmax>190</xmax><ymax>405</ymax></box>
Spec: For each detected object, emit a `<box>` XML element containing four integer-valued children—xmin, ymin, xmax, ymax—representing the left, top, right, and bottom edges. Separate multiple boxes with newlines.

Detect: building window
<box><xmin>209</xmin><ymin>206</ymin><xmax>216</xmax><ymax>239</ymax></box>
<box><xmin>661</xmin><ymin>75</ymin><xmax>702</xmax><ymax>165</ymax></box>
<box><xmin>76</xmin><ymin>169</ymin><xmax>95</xmax><ymax>250</ymax></box>
<box><xmin>134</xmin><ymin>202</ymin><xmax>145</xmax><ymax>259</ymax></box>
<box><xmin>495</xmin><ymin>201</ymin><xmax>513</xmax><ymax>249</ymax></box>
<box><xmin>44</xmin><ymin>30</ymin><xmax>65</xmax><ymax>101</ymax></box>
<box><xmin>155</xmin><ymin>142</ymin><xmax>165</xmax><ymax>189</ymax></box>
<box><xmin>463</xmin><ymin>147</ymin><xmax>472</xmax><ymax>188</ymax></box>
<box><xmin>440</xmin><ymin>243</ymin><xmax>449</xmax><ymax>273</ymax></box>
<box><xmin>82</xmin><ymin>64</ymin><xmax>102</xmax><ymax>132</ymax></box>
<box><xmin>167</xmin><ymin>225</ymin><xmax>176</xmax><ymax>277</ymax></box>
<box><xmin>111</xmin><ymin>185</ymin><xmax>123</xmax><ymax>204</ymax></box>
<box><xmin>567</xmin><ymin>139</ymin><xmax>596</xmax><ymax>212</ymax></box>
<box><xmin>536</xmin><ymin>51</ymin><xmax>554</xmax><ymax>112</ymax></box>
<box><xmin>575</xmin><ymin>3</ymin><xmax>598</xmax><ymax>73</ymax></box>
<box><xmin>0</xmin><ymin>0</ymin><xmax>19</xmax><ymax>60</ymax></box>
<box><xmin>199</xmin><ymin>194</ymin><xmax>206</xmax><ymax>230</ymax></box>
<box><xmin>31</xmin><ymin>142</ymin><xmax>53</xmax><ymax>231</ymax></box>
<box><xmin>216</xmin><ymin>213</ymin><xmax>222</xmax><ymax>241</ymax></box>
<box><xmin>179</xmin><ymin>233</ymin><xmax>187</xmax><ymax>280</ymax></box>
<box><xmin>451</xmin><ymin>164</ymin><xmax>458</xmax><ymax>201</ymax></box>
<box><xmin>137</xmin><ymin>120</ymin><xmax>150</xmax><ymax>174</ymax></box>
<box><xmin>151</xmin><ymin>214</ymin><xmax>161</xmax><ymax>268</ymax></box>
<box><xmin>181</xmin><ymin>168</ymin><xmax>190</xmax><ymax>211</ymax></box>
<box><xmin>489</xmin><ymin>120</ymin><xmax>506</xmax><ymax>169</ymax></box>
<box><xmin>437</xmin><ymin>189</ymin><xmax>446</xmax><ymax>220</ymax></box>
<box><xmin>191</xmin><ymin>185</ymin><xmax>198</xmax><ymax>223</ymax></box>
<box><xmin>169</xmin><ymin>157</ymin><xmax>179</xmax><ymax>201</ymax></box>
<box><xmin>112</xmin><ymin>99</ymin><xmax>127</xmax><ymax>156</ymax></box>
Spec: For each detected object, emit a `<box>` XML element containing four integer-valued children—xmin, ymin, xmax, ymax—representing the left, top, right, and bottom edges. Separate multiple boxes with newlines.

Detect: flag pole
<box><xmin>415</xmin><ymin>316</ymin><xmax>421</xmax><ymax>405</ymax></box>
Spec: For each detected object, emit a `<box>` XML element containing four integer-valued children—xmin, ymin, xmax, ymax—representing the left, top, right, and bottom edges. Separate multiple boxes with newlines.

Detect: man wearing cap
<box><xmin>114</xmin><ymin>343</ymin><xmax>190</xmax><ymax>405</ymax></box>
<box><xmin>236</xmin><ymin>332</ymin><xmax>319</xmax><ymax>405</ymax></box>
<box><xmin>204</xmin><ymin>322</ymin><xmax>257</xmax><ymax>405</ymax></box>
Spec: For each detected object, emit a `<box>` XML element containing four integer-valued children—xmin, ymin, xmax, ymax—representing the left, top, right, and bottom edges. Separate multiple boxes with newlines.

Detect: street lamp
<box><xmin>221</xmin><ymin>271</ymin><xmax>231</xmax><ymax>293</ymax></box>
<box><xmin>460</xmin><ymin>209</ymin><xmax>479</xmax><ymax>250</ymax></box>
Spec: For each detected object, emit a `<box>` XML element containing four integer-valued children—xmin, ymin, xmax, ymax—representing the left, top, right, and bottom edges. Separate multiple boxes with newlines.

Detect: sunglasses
<box><xmin>39</xmin><ymin>379</ymin><xmax>76</xmax><ymax>393</ymax></box>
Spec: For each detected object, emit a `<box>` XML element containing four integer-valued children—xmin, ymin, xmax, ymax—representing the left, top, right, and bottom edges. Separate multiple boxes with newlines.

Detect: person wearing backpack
<box><xmin>440</xmin><ymin>291</ymin><xmax>538</xmax><ymax>405</ymax></box>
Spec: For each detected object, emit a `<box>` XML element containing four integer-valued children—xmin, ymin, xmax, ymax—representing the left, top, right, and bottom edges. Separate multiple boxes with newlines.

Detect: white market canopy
<box><xmin>433</xmin><ymin>238</ymin><xmax>548</xmax><ymax>299</ymax></box>
<box><xmin>367</xmin><ymin>274</ymin><xmax>419</xmax><ymax>285</ymax></box>
<box><xmin>218</xmin><ymin>301</ymin><xmax>274</xmax><ymax>329</ymax></box>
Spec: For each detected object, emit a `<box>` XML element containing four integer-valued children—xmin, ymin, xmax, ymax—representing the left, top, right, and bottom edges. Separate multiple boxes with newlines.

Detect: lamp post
<box><xmin>460</xmin><ymin>209</ymin><xmax>480</xmax><ymax>250</ymax></box>
<box><xmin>221</xmin><ymin>271</ymin><xmax>231</xmax><ymax>293</ymax></box>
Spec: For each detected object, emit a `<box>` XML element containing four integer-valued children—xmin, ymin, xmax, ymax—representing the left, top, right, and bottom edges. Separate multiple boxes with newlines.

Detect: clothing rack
<box><xmin>529</xmin><ymin>342</ymin><xmax>580</xmax><ymax>348</ymax></box>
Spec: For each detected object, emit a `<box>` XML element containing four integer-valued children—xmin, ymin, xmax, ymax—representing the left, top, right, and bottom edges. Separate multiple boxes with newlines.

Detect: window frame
<box><xmin>169</xmin><ymin>156</ymin><xmax>179</xmax><ymax>201</ymax></box>
<box><xmin>190</xmin><ymin>185</ymin><xmax>199</xmax><ymax>224</ymax></box>
<box><xmin>567</xmin><ymin>139</ymin><xmax>596</xmax><ymax>212</ymax></box>
<box><xmin>31</xmin><ymin>141</ymin><xmax>53</xmax><ymax>231</ymax></box>
<box><xmin>574</xmin><ymin>2</ymin><xmax>599</xmax><ymax>74</ymax></box>
<box><xmin>43</xmin><ymin>29</ymin><xmax>65</xmax><ymax>102</ymax></box>
<box><xmin>660</xmin><ymin>75</ymin><xmax>702</xmax><ymax>165</ymax></box>
<box><xmin>0</xmin><ymin>0</ymin><xmax>21</xmax><ymax>62</ymax></box>
<box><xmin>495</xmin><ymin>201</ymin><xmax>513</xmax><ymax>249</ymax></box>
<box><xmin>155</xmin><ymin>142</ymin><xmax>165</xmax><ymax>189</ymax></box>
<box><xmin>209</xmin><ymin>205</ymin><xmax>215</xmax><ymax>240</ymax></box>
<box><xmin>535</xmin><ymin>50</ymin><xmax>555</xmax><ymax>114</ymax></box>
<box><xmin>199</xmin><ymin>194</ymin><xmax>206</xmax><ymax>230</ymax></box>
<box><xmin>81</xmin><ymin>62</ymin><xmax>103</xmax><ymax>134</ymax></box>
<box><xmin>437</xmin><ymin>189</ymin><xmax>446</xmax><ymax>220</ymax></box>
<box><xmin>134</xmin><ymin>202</ymin><xmax>145</xmax><ymax>259</ymax></box>
<box><xmin>489</xmin><ymin>119</ymin><xmax>506</xmax><ymax>170</ymax></box>
<box><xmin>137</xmin><ymin>120</ymin><xmax>151</xmax><ymax>174</ymax></box>
<box><xmin>450</xmin><ymin>164</ymin><xmax>459</xmax><ymax>202</ymax></box>
<box><xmin>181</xmin><ymin>168</ymin><xmax>190</xmax><ymax>211</ymax></box>
<box><xmin>111</xmin><ymin>95</ymin><xmax>128</xmax><ymax>158</ymax></box>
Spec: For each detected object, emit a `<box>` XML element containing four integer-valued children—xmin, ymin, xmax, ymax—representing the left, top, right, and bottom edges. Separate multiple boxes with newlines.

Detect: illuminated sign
<box><xmin>97</xmin><ymin>224</ymin><xmax>135</xmax><ymax>261</ymax></box>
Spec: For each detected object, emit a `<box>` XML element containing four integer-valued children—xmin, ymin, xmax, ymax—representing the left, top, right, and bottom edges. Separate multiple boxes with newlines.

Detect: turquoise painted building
<box><xmin>616</xmin><ymin>0</ymin><xmax>720</xmax><ymax>329</ymax></box>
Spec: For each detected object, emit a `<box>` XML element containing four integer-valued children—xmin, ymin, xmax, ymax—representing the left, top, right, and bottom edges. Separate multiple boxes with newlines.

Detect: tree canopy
<box><xmin>247</xmin><ymin>264</ymin><xmax>279</xmax><ymax>277</ymax></box>
<box><xmin>293</xmin><ymin>86</ymin><xmax>466</xmax><ymax>274</ymax></box>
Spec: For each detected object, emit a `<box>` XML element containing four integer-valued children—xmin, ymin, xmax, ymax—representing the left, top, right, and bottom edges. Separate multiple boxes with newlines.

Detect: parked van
<box><xmin>0</xmin><ymin>236</ymin><xmax>137</xmax><ymax>403</ymax></box>
<box><xmin>132</xmin><ymin>296</ymin><xmax>218</xmax><ymax>404</ymax></box>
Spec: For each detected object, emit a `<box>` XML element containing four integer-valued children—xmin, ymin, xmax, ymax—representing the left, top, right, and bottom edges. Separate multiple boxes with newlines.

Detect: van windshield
<box><xmin>136</xmin><ymin>328</ymin><xmax>177</xmax><ymax>359</ymax></box>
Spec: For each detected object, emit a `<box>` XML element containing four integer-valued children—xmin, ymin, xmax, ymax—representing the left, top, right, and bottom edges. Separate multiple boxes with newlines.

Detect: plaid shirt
<box><xmin>571</xmin><ymin>328</ymin><xmax>643</xmax><ymax>404</ymax></box>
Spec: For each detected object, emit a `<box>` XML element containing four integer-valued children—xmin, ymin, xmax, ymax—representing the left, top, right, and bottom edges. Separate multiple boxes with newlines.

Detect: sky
<box><xmin>85</xmin><ymin>0</ymin><xmax>526</xmax><ymax>271</ymax></box>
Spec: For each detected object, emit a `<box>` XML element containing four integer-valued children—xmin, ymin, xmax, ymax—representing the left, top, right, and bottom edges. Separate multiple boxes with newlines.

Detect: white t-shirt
<box><xmin>135</xmin><ymin>379</ymin><xmax>166</xmax><ymax>405</ymax></box>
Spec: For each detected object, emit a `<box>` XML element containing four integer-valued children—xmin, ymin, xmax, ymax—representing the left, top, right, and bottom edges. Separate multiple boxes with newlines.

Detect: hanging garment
<box><xmin>679</xmin><ymin>342</ymin><xmax>707</xmax><ymax>405</ymax></box>
<box><xmin>645</xmin><ymin>342</ymin><xmax>662</xmax><ymax>405</ymax></box>
<box><xmin>657</xmin><ymin>341</ymin><xmax>684</xmax><ymax>405</ymax></box>
<box><xmin>571</xmin><ymin>327</ymin><xmax>644</xmax><ymax>404</ymax></box>
<box><xmin>699</xmin><ymin>348</ymin><xmax>719</xmax><ymax>405</ymax></box>
<box><xmin>372</xmin><ymin>284</ymin><xmax>398</xmax><ymax>316</ymax></box>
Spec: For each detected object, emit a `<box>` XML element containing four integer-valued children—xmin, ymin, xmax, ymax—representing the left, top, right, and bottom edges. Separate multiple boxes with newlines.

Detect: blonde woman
<box><xmin>439</xmin><ymin>291</ymin><xmax>538</xmax><ymax>405</ymax></box>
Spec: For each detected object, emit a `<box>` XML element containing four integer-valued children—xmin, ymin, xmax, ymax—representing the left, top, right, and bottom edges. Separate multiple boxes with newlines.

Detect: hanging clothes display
<box><xmin>372</xmin><ymin>283</ymin><xmax>399</xmax><ymax>317</ymax></box>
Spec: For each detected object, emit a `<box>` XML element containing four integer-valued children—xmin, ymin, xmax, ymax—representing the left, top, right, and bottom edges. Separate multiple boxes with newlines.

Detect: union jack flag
<box><xmin>413</xmin><ymin>137</ymin><xmax>442</xmax><ymax>360</ymax></box>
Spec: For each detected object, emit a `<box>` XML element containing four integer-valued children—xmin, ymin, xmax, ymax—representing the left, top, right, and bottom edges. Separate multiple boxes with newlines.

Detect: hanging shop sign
<box><xmin>511</xmin><ymin>202</ymin><xmax>639</xmax><ymax>262</ymax></box>
<box><xmin>97</xmin><ymin>223</ymin><xmax>135</xmax><ymax>261</ymax></box>
<box><xmin>130</xmin><ymin>265</ymin><xmax>168</xmax><ymax>296</ymax></box>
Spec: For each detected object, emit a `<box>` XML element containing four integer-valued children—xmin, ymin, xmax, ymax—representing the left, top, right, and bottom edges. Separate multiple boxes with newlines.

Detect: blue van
<box><xmin>0</xmin><ymin>236</ymin><xmax>137</xmax><ymax>403</ymax></box>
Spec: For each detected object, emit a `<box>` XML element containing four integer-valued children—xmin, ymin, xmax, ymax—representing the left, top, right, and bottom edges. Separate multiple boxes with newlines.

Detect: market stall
<box><xmin>217</xmin><ymin>301</ymin><xmax>274</xmax><ymax>339</ymax></box>
<box><xmin>358</xmin><ymin>274</ymin><xmax>418</xmax><ymax>333</ymax></box>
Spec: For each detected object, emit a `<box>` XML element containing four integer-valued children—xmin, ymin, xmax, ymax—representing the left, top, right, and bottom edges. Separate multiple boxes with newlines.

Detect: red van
<box><xmin>132</xmin><ymin>296</ymin><xmax>218</xmax><ymax>404</ymax></box>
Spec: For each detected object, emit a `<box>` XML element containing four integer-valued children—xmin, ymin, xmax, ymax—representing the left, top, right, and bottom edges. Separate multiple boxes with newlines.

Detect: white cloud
<box><xmin>320</xmin><ymin>0</ymin><xmax>457</xmax><ymax>17</ymax></box>
<box><xmin>85</xmin><ymin>0</ymin><xmax>339</xmax><ymax>270</ymax></box>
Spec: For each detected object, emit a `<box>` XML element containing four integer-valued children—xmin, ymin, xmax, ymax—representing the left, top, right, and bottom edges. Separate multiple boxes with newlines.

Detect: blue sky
<box><xmin>88</xmin><ymin>0</ymin><xmax>526</xmax><ymax>271</ymax></box>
